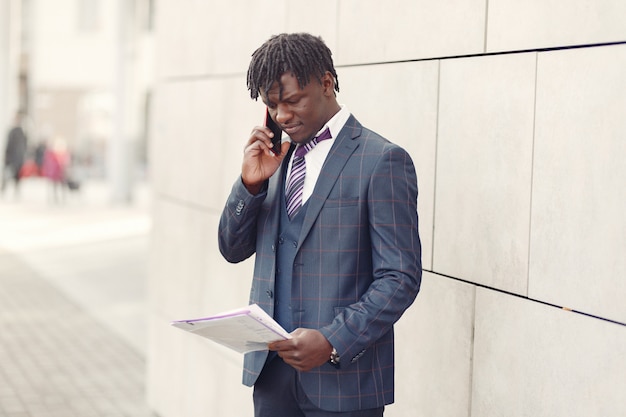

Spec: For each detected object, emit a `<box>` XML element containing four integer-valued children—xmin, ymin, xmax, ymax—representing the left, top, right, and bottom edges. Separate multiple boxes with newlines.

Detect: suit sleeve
<box><xmin>319</xmin><ymin>143</ymin><xmax>422</xmax><ymax>363</ymax></box>
<box><xmin>218</xmin><ymin>177</ymin><xmax>267</xmax><ymax>263</ymax></box>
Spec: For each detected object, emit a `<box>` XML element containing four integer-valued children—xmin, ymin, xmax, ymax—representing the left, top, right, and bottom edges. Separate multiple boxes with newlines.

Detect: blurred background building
<box><xmin>1</xmin><ymin>0</ymin><xmax>154</xmax><ymax>202</ymax></box>
<box><xmin>2</xmin><ymin>1</ymin><xmax>625</xmax><ymax>417</ymax></box>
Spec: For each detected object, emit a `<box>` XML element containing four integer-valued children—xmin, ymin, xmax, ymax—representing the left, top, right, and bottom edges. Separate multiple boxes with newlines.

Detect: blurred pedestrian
<box><xmin>41</xmin><ymin>138</ymin><xmax>70</xmax><ymax>203</ymax></box>
<box><xmin>34</xmin><ymin>140</ymin><xmax>47</xmax><ymax>175</ymax></box>
<box><xmin>1</xmin><ymin>111</ymin><xmax>28</xmax><ymax>198</ymax></box>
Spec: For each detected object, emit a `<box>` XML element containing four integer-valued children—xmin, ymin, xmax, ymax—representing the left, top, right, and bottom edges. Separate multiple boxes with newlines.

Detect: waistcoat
<box><xmin>274</xmin><ymin>173</ymin><xmax>309</xmax><ymax>333</ymax></box>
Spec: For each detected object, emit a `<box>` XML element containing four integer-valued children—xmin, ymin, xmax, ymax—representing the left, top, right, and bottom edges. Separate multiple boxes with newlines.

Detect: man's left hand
<box><xmin>268</xmin><ymin>328</ymin><xmax>333</xmax><ymax>372</ymax></box>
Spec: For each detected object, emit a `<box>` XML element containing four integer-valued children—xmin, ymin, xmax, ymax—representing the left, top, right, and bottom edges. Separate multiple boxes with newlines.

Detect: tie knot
<box><xmin>294</xmin><ymin>128</ymin><xmax>332</xmax><ymax>158</ymax></box>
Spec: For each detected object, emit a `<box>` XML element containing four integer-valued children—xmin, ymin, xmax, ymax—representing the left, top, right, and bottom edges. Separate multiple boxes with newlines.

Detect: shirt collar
<box><xmin>315</xmin><ymin>104</ymin><xmax>350</xmax><ymax>140</ymax></box>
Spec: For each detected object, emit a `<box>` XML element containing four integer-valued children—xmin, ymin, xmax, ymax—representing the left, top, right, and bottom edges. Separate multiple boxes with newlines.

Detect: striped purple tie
<box><xmin>285</xmin><ymin>128</ymin><xmax>332</xmax><ymax>219</ymax></box>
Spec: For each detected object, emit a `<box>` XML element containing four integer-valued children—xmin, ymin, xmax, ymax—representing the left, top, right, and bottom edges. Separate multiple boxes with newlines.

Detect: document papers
<box><xmin>171</xmin><ymin>304</ymin><xmax>291</xmax><ymax>354</ymax></box>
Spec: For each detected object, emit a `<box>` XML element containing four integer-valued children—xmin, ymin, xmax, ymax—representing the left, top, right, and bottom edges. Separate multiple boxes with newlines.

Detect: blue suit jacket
<box><xmin>218</xmin><ymin>115</ymin><xmax>421</xmax><ymax>412</ymax></box>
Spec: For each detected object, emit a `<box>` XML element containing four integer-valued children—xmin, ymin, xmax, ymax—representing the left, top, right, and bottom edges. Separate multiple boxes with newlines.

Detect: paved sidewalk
<box><xmin>0</xmin><ymin>178</ymin><xmax>156</xmax><ymax>417</ymax></box>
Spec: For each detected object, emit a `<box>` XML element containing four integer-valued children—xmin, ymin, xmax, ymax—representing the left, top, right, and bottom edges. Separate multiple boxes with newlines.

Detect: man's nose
<box><xmin>275</xmin><ymin>104</ymin><xmax>291</xmax><ymax>125</ymax></box>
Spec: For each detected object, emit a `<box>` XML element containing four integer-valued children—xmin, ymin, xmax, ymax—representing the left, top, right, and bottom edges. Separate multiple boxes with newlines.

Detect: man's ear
<box><xmin>321</xmin><ymin>71</ymin><xmax>336</xmax><ymax>95</ymax></box>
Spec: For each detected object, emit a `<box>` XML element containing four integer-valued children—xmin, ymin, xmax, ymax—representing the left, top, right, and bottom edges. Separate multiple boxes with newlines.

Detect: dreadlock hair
<box><xmin>247</xmin><ymin>33</ymin><xmax>339</xmax><ymax>101</ymax></box>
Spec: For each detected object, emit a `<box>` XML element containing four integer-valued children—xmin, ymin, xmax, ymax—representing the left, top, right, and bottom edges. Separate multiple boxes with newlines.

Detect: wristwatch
<box><xmin>330</xmin><ymin>347</ymin><xmax>340</xmax><ymax>365</ymax></box>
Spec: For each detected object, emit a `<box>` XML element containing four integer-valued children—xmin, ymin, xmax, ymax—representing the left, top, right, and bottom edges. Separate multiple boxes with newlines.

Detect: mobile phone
<box><xmin>265</xmin><ymin>108</ymin><xmax>282</xmax><ymax>155</ymax></box>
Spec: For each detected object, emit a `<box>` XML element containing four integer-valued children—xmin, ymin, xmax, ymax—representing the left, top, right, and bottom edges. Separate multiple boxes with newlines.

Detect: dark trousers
<box><xmin>253</xmin><ymin>356</ymin><xmax>384</xmax><ymax>417</ymax></box>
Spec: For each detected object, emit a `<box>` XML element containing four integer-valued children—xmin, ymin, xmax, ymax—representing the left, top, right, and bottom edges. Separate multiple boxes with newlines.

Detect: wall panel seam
<box><xmin>468</xmin><ymin>285</ymin><xmax>477</xmax><ymax>417</ymax></box>
<box><xmin>423</xmin><ymin>269</ymin><xmax>626</xmax><ymax>328</ymax></box>
<box><xmin>483</xmin><ymin>0</ymin><xmax>490</xmax><ymax>53</ymax></box>
<box><xmin>336</xmin><ymin>40</ymin><xmax>626</xmax><ymax>69</ymax></box>
<box><xmin>430</xmin><ymin>60</ymin><xmax>441</xmax><ymax>270</ymax></box>
<box><xmin>527</xmin><ymin>52</ymin><xmax>539</xmax><ymax>299</ymax></box>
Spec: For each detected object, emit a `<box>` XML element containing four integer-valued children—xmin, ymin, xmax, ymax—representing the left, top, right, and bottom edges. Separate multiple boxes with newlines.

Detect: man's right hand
<box><xmin>241</xmin><ymin>126</ymin><xmax>291</xmax><ymax>195</ymax></box>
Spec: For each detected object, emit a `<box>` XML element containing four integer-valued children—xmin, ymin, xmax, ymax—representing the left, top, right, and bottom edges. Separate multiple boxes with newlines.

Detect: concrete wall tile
<box><xmin>336</xmin><ymin>0</ymin><xmax>486</xmax><ymax>65</ymax></box>
<box><xmin>337</xmin><ymin>61</ymin><xmax>439</xmax><ymax>269</ymax></box>
<box><xmin>434</xmin><ymin>53</ymin><xmax>536</xmax><ymax>294</ymax></box>
<box><xmin>155</xmin><ymin>0</ymin><xmax>291</xmax><ymax>78</ymax></box>
<box><xmin>286</xmin><ymin>1</ymin><xmax>338</xmax><ymax>48</ymax></box>
<box><xmin>472</xmin><ymin>288</ymin><xmax>626</xmax><ymax>416</ymax></box>
<box><xmin>150</xmin><ymin>199</ymin><xmax>214</xmax><ymax>318</ymax></box>
<box><xmin>530</xmin><ymin>44</ymin><xmax>626</xmax><ymax>323</ymax></box>
<box><xmin>392</xmin><ymin>272</ymin><xmax>474</xmax><ymax>417</ymax></box>
<box><xmin>150</xmin><ymin>198</ymin><xmax>253</xmax><ymax>318</ymax></box>
<box><xmin>487</xmin><ymin>0</ymin><xmax>626</xmax><ymax>52</ymax></box>
<box><xmin>149</xmin><ymin>80</ymin><xmax>223</xmax><ymax>207</ymax></box>
<box><xmin>146</xmin><ymin>316</ymin><xmax>188</xmax><ymax>417</ymax></box>
<box><xmin>149</xmin><ymin>199</ymin><xmax>255</xmax><ymax>417</ymax></box>
<box><xmin>203</xmin><ymin>1</ymin><xmax>289</xmax><ymax>76</ymax></box>
<box><xmin>149</xmin><ymin>77</ymin><xmax>262</xmax><ymax>210</ymax></box>
<box><xmin>154</xmin><ymin>0</ymin><xmax>213</xmax><ymax>79</ymax></box>
<box><xmin>147</xmin><ymin>316</ymin><xmax>252</xmax><ymax>417</ymax></box>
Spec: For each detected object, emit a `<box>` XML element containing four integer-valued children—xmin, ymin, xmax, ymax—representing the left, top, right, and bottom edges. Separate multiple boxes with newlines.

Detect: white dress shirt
<box><xmin>286</xmin><ymin>105</ymin><xmax>351</xmax><ymax>204</ymax></box>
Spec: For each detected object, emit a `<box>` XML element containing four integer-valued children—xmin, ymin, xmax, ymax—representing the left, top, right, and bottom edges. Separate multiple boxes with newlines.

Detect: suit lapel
<box><xmin>299</xmin><ymin>115</ymin><xmax>362</xmax><ymax>246</ymax></box>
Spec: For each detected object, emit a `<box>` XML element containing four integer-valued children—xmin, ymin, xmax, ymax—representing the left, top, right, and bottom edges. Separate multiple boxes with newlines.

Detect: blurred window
<box><xmin>77</xmin><ymin>0</ymin><xmax>101</xmax><ymax>32</ymax></box>
<box><xmin>143</xmin><ymin>0</ymin><xmax>154</xmax><ymax>32</ymax></box>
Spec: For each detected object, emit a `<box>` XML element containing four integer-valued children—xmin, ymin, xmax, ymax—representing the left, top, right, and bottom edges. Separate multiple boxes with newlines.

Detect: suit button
<box><xmin>292</xmin><ymin>241</ymin><xmax>297</xmax><ymax>248</ymax></box>
<box><xmin>266</xmin><ymin>290</ymin><xmax>273</xmax><ymax>298</ymax></box>
<box><xmin>235</xmin><ymin>200</ymin><xmax>245</xmax><ymax>215</ymax></box>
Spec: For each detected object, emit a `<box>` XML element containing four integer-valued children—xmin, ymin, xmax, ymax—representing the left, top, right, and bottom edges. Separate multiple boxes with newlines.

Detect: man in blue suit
<box><xmin>219</xmin><ymin>33</ymin><xmax>421</xmax><ymax>417</ymax></box>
